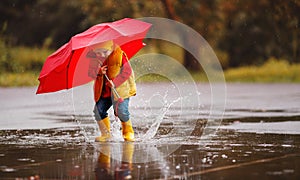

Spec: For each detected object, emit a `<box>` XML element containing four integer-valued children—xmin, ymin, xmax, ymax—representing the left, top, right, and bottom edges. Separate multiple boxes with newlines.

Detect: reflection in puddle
<box><xmin>95</xmin><ymin>143</ymin><xmax>134</xmax><ymax>179</ymax></box>
<box><xmin>0</xmin><ymin>119</ymin><xmax>300</xmax><ymax>179</ymax></box>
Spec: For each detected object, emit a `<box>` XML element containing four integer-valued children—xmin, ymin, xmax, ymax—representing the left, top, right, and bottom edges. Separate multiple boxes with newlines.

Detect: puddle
<box><xmin>0</xmin><ymin>129</ymin><xmax>299</xmax><ymax>179</ymax></box>
<box><xmin>0</xmin><ymin>83</ymin><xmax>300</xmax><ymax>179</ymax></box>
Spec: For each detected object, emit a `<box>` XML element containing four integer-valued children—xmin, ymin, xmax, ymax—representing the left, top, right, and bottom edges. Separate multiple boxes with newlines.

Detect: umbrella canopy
<box><xmin>36</xmin><ymin>18</ymin><xmax>151</xmax><ymax>94</ymax></box>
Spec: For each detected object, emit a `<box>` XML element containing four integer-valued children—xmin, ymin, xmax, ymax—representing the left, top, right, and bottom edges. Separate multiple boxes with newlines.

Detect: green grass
<box><xmin>0</xmin><ymin>44</ymin><xmax>299</xmax><ymax>87</ymax></box>
<box><xmin>4</xmin><ymin>46</ymin><xmax>53</xmax><ymax>72</ymax></box>
<box><xmin>224</xmin><ymin>58</ymin><xmax>300</xmax><ymax>82</ymax></box>
<box><xmin>0</xmin><ymin>72</ymin><xmax>40</xmax><ymax>87</ymax></box>
<box><xmin>0</xmin><ymin>44</ymin><xmax>52</xmax><ymax>87</ymax></box>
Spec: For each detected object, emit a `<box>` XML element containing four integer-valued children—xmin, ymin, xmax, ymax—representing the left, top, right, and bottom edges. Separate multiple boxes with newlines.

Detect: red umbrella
<box><xmin>36</xmin><ymin>18</ymin><xmax>151</xmax><ymax>94</ymax></box>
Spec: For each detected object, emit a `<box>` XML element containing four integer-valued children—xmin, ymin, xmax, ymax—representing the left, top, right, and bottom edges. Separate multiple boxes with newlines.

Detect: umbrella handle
<box><xmin>104</xmin><ymin>74</ymin><xmax>124</xmax><ymax>103</ymax></box>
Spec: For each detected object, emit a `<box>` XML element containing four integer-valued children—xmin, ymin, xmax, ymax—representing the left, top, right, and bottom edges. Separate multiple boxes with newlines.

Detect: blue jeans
<box><xmin>94</xmin><ymin>97</ymin><xmax>130</xmax><ymax>122</ymax></box>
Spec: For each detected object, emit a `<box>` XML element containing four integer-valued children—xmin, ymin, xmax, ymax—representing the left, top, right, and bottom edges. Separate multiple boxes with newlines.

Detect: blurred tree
<box><xmin>33</xmin><ymin>0</ymin><xmax>87</xmax><ymax>48</ymax></box>
<box><xmin>160</xmin><ymin>0</ymin><xmax>223</xmax><ymax>71</ymax></box>
<box><xmin>161</xmin><ymin>0</ymin><xmax>300</xmax><ymax>67</ymax></box>
<box><xmin>0</xmin><ymin>0</ymin><xmax>299</xmax><ymax>68</ymax></box>
<box><xmin>0</xmin><ymin>0</ymin><xmax>86</xmax><ymax>48</ymax></box>
<box><xmin>0</xmin><ymin>0</ymin><xmax>36</xmax><ymax>45</ymax></box>
<box><xmin>80</xmin><ymin>0</ymin><xmax>134</xmax><ymax>25</ymax></box>
<box><xmin>270</xmin><ymin>0</ymin><xmax>300</xmax><ymax>63</ymax></box>
<box><xmin>79</xmin><ymin>0</ymin><xmax>166</xmax><ymax>24</ymax></box>
<box><xmin>218</xmin><ymin>0</ymin><xmax>300</xmax><ymax>66</ymax></box>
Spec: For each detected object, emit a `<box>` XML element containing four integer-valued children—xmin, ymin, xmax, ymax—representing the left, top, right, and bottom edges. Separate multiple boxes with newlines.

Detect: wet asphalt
<box><xmin>0</xmin><ymin>83</ymin><xmax>299</xmax><ymax>179</ymax></box>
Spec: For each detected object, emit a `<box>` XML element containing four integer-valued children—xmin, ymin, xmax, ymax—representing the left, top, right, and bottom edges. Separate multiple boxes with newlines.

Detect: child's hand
<box><xmin>99</xmin><ymin>65</ymin><xmax>108</xmax><ymax>75</ymax></box>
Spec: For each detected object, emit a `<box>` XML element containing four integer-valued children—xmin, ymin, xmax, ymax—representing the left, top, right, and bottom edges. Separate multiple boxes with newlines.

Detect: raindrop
<box><xmin>221</xmin><ymin>154</ymin><xmax>228</xmax><ymax>159</ymax></box>
<box><xmin>212</xmin><ymin>154</ymin><xmax>218</xmax><ymax>159</ymax></box>
<box><xmin>17</xmin><ymin>158</ymin><xmax>31</xmax><ymax>162</ymax></box>
<box><xmin>283</xmin><ymin>169</ymin><xmax>294</xmax><ymax>174</ymax></box>
<box><xmin>266</xmin><ymin>171</ymin><xmax>283</xmax><ymax>175</ymax></box>
<box><xmin>282</xmin><ymin>144</ymin><xmax>292</xmax><ymax>148</ymax></box>
<box><xmin>1</xmin><ymin>167</ymin><xmax>16</xmax><ymax>172</ymax></box>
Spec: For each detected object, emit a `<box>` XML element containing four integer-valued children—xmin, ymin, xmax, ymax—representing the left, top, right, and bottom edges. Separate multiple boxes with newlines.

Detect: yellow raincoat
<box><xmin>94</xmin><ymin>46</ymin><xmax>136</xmax><ymax>102</ymax></box>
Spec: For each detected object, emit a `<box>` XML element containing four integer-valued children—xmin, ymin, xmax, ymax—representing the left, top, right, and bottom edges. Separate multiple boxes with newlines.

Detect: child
<box><xmin>87</xmin><ymin>40</ymin><xmax>136</xmax><ymax>142</ymax></box>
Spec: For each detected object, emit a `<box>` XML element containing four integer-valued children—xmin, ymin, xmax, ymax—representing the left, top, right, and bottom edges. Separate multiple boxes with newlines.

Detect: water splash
<box><xmin>73</xmin><ymin>115</ymin><xmax>96</xmax><ymax>144</ymax></box>
<box><xmin>110</xmin><ymin>117</ymin><xmax>124</xmax><ymax>141</ymax></box>
<box><xmin>70</xmin><ymin>82</ymin><xmax>200</xmax><ymax>144</ymax></box>
<box><xmin>136</xmin><ymin>92</ymin><xmax>182</xmax><ymax>142</ymax></box>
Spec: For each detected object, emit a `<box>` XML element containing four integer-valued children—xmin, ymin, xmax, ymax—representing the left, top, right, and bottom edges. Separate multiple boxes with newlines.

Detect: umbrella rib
<box><xmin>66</xmin><ymin>51</ymin><xmax>74</xmax><ymax>90</ymax></box>
<box><xmin>107</xmin><ymin>24</ymin><xmax>127</xmax><ymax>36</ymax></box>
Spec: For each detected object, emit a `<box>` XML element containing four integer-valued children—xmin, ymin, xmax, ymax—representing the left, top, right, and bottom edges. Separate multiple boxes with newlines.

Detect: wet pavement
<box><xmin>0</xmin><ymin>83</ymin><xmax>300</xmax><ymax>179</ymax></box>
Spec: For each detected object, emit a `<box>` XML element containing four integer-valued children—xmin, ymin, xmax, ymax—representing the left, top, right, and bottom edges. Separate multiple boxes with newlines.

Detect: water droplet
<box><xmin>212</xmin><ymin>154</ymin><xmax>218</xmax><ymax>159</ymax></box>
<box><xmin>221</xmin><ymin>154</ymin><xmax>228</xmax><ymax>159</ymax></box>
<box><xmin>1</xmin><ymin>167</ymin><xmax>16</xmax><ymax>172</ymax></box>
<box><xmin>283</xmin><ymin>169</ymin><xmax>294</xmax><ymax>174</ymax></box>
<box><xmin>282</xmin><ymin>144</ymin><xmax>292</xmax><ymax>147</ymax></box>
<box><xmin>18</xmin><ymin>158</ymin><xmax>31</xmax><ymax>162</ymax></box>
